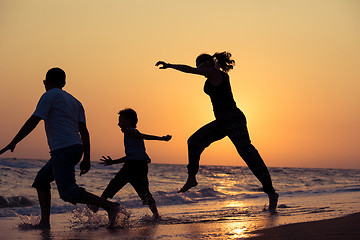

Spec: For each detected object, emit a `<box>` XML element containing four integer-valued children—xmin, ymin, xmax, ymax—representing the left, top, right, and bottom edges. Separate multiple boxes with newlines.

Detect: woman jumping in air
<box><xmin>156</xmin><ymin>52</ymin><xmax>279</xmax><ymax>213</ymax></box>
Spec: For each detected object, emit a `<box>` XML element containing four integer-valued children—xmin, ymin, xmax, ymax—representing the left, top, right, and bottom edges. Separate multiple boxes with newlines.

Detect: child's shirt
<box><xmin>123</xmin><ymin>128</ymin><xmax>151</xmax><ymax>163</ymax></box>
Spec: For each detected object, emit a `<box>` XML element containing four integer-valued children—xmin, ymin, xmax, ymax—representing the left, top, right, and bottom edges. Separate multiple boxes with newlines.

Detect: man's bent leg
<box><xmin>32</xmin><ymin>158</ymin><xmax>54</xmax><ymax>228</ymax></box>
<box><xmin>78</xmin><ymin>191</ymin><xmax>126</xmax><ymax>227</ymax></box>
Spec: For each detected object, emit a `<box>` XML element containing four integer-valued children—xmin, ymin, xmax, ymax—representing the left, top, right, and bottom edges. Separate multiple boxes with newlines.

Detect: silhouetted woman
<box><xmin>156</xmin><ymin>52</ymin><xmax>278</xmax><ymax>212</ymax></box>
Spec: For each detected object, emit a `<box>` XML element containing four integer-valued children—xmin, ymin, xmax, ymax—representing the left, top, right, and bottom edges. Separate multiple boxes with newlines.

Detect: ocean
<box><xmin>1</xmin><ymin>157</ymin><xmax>360</xmax><ymax>238</ymax></box>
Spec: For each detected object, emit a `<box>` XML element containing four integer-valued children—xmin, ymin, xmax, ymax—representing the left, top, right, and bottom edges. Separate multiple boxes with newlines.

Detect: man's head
<box><xmin>44</xmin><ymin>67</ymin><xmax>66</xmax><ymax>90</ymax></box>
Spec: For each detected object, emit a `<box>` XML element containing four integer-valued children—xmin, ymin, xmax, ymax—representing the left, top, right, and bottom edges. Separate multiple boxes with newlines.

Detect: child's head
<box><xmin>118</xmin><ymin>108</ymin><xmax>138</xmax><ymax>128</ymax></box>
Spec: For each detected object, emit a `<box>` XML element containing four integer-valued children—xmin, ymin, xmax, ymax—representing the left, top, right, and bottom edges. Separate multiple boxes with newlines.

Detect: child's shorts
<box><xmin>102</xmin><ymin>160</ymin><xmax>155</xmax><ymax>205</ymax></box>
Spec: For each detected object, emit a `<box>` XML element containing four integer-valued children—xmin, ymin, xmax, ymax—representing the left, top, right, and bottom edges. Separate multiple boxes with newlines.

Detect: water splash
<box><xmin>138</xmin><ymin>214</ymin><xmax>162</xmax><ymax>224</ymax></box>
<box><xmin>12</xmin><ymin>210</ymin><xmax>40</xmax><ymax>228</ymax></box>
<box><xmin>69</xmin><ymin>205</ymin><xmax>130</xmax><ymax>229</ymax></box>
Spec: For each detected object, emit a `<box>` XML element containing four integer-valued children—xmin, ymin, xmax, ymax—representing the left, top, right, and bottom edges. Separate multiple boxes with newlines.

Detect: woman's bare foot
<box><xmin>178</xmin><ymin>176</ymin><xmax>198</xmax><ymax>193</ymax></box>
<box><xmin>268</xmin><ymin>192</ymin><xmax>279</xmax><ymax>214</ymax></box>
<box><xmin>153</xmin><ymin>213</ymin><xmax>161</xmax><ymax>221</ymax></box>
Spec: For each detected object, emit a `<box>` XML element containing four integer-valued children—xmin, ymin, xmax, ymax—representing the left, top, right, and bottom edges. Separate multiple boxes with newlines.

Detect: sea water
<box><xmin>1</xmin><ymin>158</ymin><xmax>360</xmax><ymax>234</ymax></box>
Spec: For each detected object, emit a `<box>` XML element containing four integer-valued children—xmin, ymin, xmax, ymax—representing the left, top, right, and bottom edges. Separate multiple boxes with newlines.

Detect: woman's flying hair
<box><xmin>196</xmin><ymin>51</ymin><xmax>235</xmax><ymax>73</ymax></box>
<box><xmin>212</xmin><ymin>51</ymin><xmax>235</xmax><ymax>73</ymax></box>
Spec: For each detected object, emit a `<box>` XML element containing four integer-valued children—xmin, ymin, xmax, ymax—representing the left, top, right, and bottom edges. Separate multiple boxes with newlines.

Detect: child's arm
<box><xmin>142</xmin><ymin>134</ymin><xmax>172</xmax><ymax>141</ymax></box>
<box><xmin>123</xmin><ymin>128</ymin><xmax>172</xmax><ymax>141</ymax></box>
<box><xmin>100</xmin><ymin>156</ymin><xmax>126</xmax><ymax>166</ymax></box>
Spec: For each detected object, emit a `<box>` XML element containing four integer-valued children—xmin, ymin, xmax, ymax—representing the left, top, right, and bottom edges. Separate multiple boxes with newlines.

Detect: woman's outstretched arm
<box><xmin>156</xmin><ymin>60</ymin><xmax>224</xmax><ymax>85</ymax></box>
<box><xmin>156</xmin><ymin>61</ymin><xmax>214</xmax><ymax>77</ymax></box>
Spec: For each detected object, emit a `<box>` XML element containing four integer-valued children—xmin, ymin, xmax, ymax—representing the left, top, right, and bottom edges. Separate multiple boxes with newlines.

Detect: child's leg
<box><xmin>138</xmin><ymin>189</ymin><xmax>159</xmax><ymax>219</ymax></box>
<box><xmin>101</xmin><ymin>165</ymin><xmax>130</xmax><ymax>199</ymax></box>
<box><xmin>130</xmin><ymin>163</ymin><xmax>159</xmax><ymax>219</ymax></box>
<box><xmin>88</xmin><ymin>165</ymin><xmax>130</xmax><ymax>213</ymax></box>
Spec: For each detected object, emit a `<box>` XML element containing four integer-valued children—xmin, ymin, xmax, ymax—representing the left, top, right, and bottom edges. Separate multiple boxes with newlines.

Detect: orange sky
<box><xmin>1</xmin><ymin>0</ymin><xmax>359</xmax><ymax>169</ymax></box>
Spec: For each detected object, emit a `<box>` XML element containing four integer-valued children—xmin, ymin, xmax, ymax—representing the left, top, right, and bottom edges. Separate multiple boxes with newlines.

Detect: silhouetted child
<box><xmin>89</xmin><ymin>108</ymin><xmax>171</xmax><ymax>220</ymax></box>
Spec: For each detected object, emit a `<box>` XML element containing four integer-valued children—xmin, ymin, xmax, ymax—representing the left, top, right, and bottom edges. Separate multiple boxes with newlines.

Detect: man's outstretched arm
<box><xmin>0</xmin><ymin>115</ymin><xmax>42</xmax><ymax>154</ymax></box>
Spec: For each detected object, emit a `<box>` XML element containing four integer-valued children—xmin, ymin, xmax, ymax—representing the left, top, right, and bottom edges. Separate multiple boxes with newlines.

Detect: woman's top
<box><xmin>204</xmin><ymin>70</ymin><xmax>237</xmax><ymax>118</ymax></box>
<box><xmin>124</xmin><ymin>128</ymin><xmax>151</xmax><ymax>162</ymax></box>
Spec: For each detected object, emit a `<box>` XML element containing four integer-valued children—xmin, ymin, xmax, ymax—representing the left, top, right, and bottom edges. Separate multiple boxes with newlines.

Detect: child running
<box><xmin>89</xmin><ymin>108</ymin><xmax>171</xmax><ymax>220</ymax></box>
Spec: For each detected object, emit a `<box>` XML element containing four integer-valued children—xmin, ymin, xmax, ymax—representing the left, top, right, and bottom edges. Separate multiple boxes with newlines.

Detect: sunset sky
<box><xmin>1</xmin><ymin>0</ymin><xmax>359</xmax><ymax>169</ymax></box>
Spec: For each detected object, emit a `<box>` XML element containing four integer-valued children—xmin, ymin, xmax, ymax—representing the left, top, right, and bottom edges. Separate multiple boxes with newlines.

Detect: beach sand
<box><xmin>1</xmin><ymin>212</ymin><xmax>359</xmax><ymax>239</ymax></box>
<box><xmin>248</xmin><ymin>212</ymin><xmax>360</xmax><ymax>240</ymax></box>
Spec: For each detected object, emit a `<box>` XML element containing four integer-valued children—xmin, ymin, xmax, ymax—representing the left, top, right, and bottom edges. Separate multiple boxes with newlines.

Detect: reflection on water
<box><xmin>225</xmin><ymin>200</ymin><xmax>245</xmax><ymax>208</ymax></box>
<box><xmin>226</xmin><ymin>221</ymin><xmax>252</xmax><ymax>239</ymax></box>
<box><xmin>214</xmin><ymin>178</ymin><xmax>240</xmax><ymax>196</ymax></box>
<box><xmin>222</xmin><ymin>211</ymin><xmax>280</xmax><ymax>239</ymax></box>
<box><xmin>153</xmin><ymin>212</ymin><xmax>281</xmax><ymax>239</ymax></box>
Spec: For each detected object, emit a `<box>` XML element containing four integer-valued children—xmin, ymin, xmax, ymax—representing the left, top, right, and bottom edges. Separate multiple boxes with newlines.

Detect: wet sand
<box><xmin>248</xmin><ymin>212</ymin><xmax>360</xmax><ymax>240</ymax></box>
<box><xmin>1</xmin><ymin>212</ymin><xmax>359</xmax><ymax>239</ymax></box>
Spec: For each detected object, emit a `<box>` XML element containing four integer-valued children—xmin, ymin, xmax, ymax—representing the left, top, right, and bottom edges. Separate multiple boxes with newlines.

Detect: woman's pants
<box><xmin>187</xmin><ymin>109</ymin><xmax>276</xmax><ymax>195</ymax></box>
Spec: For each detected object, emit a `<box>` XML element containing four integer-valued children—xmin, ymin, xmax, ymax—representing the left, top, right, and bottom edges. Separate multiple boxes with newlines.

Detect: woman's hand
<box><xmin>100</xmin><ymin>156</ymin><xmax>113</xmax><ymax>166</ymax></box>
<box><xmin>162</xmin><ymin>135</ymin><xmax>172</xmax><ymax>141</ymax></box>
<box><xmin>155</xmin><ymin>61</ymin><xmax>211</xmax><ymax>77</ymax></box>
<box><xmin>155</xmin><ymin>61</ymin><xmax>170</xmax><ymax>69</ymax></box>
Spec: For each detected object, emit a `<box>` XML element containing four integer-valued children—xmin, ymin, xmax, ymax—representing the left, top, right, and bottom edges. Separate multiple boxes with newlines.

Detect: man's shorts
<box><xmin>32</xmin><ymin>144</ymin><xmax>85</xmax><ymax>204</ymax></box>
